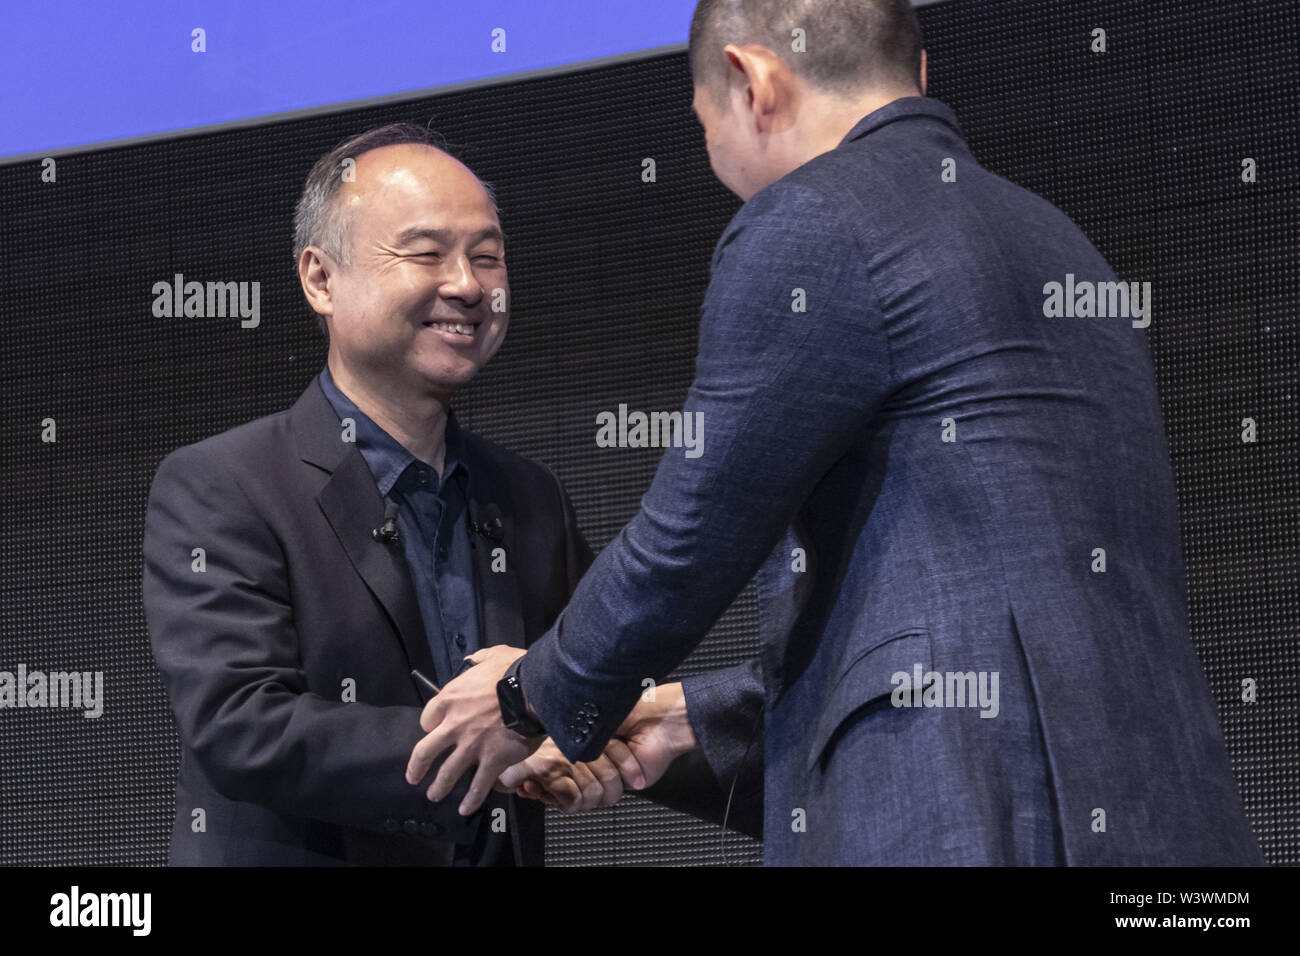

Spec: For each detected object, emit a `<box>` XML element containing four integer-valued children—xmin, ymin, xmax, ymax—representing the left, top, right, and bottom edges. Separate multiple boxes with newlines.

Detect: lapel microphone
<box><xmin>371</xmin><ymin>497</ymin><xmax>401</xmax><ymax>546</ymax></box>
<box><xmin>468</xmin><ymin>502</ymin><xmax>505</xmax><ymax>543</ymax></box>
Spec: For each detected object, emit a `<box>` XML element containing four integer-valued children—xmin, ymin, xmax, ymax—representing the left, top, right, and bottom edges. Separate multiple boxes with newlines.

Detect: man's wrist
<box><xmin>499</xmin><ymin>653</ymin><xmax>546</xmax><ymax>737</ymax></box>
<box><xmin>516</xmin><ymin>654</ymin><xmax>540</xmax><ymax>721</ymax></box>
<box><xmin>513</xmin><ymin>665</ymin><xmax>697</xmax><ymax>756</ymax></box>
<box><xmin>659</xmin><ymin>682</ymin><xmax>697</xmax><ymax>758</ymax></box>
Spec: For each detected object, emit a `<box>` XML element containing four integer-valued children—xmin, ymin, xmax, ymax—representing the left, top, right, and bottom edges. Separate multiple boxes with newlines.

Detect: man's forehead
<box><xmin>340</xmin><ymin>144</ymin><xmax>496</xmax><ymax>229</ymax></box>
<box><xmin>349</xmin><ymin>143</ymin><xmax>464</xmax><ymax>191</ymax></box>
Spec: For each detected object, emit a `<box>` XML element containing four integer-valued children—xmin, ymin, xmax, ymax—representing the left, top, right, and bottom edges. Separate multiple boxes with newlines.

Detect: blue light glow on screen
<box><xmin>0</xmin><ymin>0</ymin><xmax>697</xmax><ymax>160</ymax></box>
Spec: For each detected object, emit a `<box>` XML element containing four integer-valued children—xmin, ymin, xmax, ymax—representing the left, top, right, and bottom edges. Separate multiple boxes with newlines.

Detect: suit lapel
<box><xmin>290</xmin><ymin>377</ymin><xmax>438</xmax><ymax>681</ymax></box>
<box><xmin>460</xmin><ymin>436</ymin><xmax>527</xmax><ymax>650</ymax></box>
<box><xmin>458</xmin><ymin>434</ymin><xmax>529</xmax><ymax>867</ymax></box>
<box><xmin>319</xmin><ymin>452</ymin><xmax>440</xmax><ymax>679</ymax></box>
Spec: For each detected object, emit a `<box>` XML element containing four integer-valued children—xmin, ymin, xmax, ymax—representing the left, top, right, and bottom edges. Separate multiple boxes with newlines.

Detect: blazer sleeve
<box><xmin>521</xmin><ymin>178</ymin><xmax>892</xmax><ymax>763</ymax></box>
<box><xmin>142</xmin><ymin>445</ymin><xmax>451</xmax><ymax>837</ymax></box>
<box><xmin>544</xmin><ymin>466</ymin><xmax>763</xmax><ymax>837</ymax></box>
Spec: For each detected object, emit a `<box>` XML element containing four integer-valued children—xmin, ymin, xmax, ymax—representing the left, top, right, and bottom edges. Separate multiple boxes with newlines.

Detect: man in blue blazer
<box><xmin>412</xmin><ymin>0</ymin><xmax>1263</xmax><ymax>865</ymax></box>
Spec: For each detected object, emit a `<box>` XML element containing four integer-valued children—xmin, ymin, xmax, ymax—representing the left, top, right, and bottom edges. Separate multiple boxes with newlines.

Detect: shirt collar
<box><xmin>317</xmin><ymin>364</ymin><xmax>468</xmax><ymax>498</ymax></box>
<box><xmin>838</xmin><ymin>95</ymin><xmax>964</xmax><ymax>148</ymax></box>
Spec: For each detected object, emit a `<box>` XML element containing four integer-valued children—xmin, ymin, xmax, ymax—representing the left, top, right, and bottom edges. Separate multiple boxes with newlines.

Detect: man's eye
<box><xmin>475</xmin><ymin>256</ymin><xmax>502</xmax><ymax>264</ymax></box>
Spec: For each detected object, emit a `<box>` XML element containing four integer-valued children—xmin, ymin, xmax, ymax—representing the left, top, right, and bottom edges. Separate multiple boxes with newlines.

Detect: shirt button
<box><xmin>438</xmin><ymin>546</ymin><xmax>449</xmax><ymax>561</ymax></box>
<box><xmin>402</xmin><ymin>819</ymin><xmax>419</xmax><ymax>835</ymax></box>
<box><xmin>455</xmin><ymin>633</ymin><xmax>467</xmax><ymax>650</ymax></box>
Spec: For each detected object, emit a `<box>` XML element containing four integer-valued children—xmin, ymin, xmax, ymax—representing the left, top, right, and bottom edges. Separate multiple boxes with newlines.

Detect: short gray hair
<box><xmin>293</xmin><ymin>123</ymin><xmax>499</xmax><ymax>338</ymax></box>
<box><xmin>689</xmin><ymin>0</ymin><xmax>923</xmax><ymax>103</ymax></box>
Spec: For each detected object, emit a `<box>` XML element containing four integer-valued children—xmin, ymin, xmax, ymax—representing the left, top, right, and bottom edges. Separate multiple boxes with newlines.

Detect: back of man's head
<box><xmin>689</xmin><ymin>0</ymin><xmax>923</xmax><ymax>103</ymax></box>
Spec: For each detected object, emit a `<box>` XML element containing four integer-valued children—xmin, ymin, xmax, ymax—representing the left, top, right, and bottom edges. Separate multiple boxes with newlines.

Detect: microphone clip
<box><xmin>469</xmin><ymin>506</ymin><xmax>504</xmax><ymax>543</ymax></box>
<box><xmin>372</xmin><ymin>497</ymin><xmax>401</xmax><ymax>547</ymax></box>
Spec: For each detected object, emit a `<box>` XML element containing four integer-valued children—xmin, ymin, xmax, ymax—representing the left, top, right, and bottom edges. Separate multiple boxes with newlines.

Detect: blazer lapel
<box><xmin>460</xmin><ymin>435</ymin><xmax>527</xmax><ymax>651</ymax></box>
<box><xmin>290</xmin><ymin>377</ymin><xmax>439</xmax><ymax>682</ymax></box>
<box><xmin>456</xmin><ymin>425</ymin><xmax>530</xmax><ymax>868</ymax></box>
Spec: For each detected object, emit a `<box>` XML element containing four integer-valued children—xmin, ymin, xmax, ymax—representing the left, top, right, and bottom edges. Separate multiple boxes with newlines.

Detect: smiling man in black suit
<box><xmin>141</xmin><ymin>124</ymin><xmax>674</xmax><ymax>865</ymax></box>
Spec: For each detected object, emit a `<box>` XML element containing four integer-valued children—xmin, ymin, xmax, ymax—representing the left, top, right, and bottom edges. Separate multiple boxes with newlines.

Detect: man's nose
<box><xmin>439</xmin><ymin>255</ymin><xmax>482</xmax><ymax>303</ymax></box>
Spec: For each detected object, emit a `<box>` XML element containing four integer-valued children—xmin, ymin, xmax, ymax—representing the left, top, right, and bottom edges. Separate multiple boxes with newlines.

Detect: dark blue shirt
<box><xmin>318</xmin><ymin>365</ymin><xmax>482</xmax><ymax>688</ymax></box>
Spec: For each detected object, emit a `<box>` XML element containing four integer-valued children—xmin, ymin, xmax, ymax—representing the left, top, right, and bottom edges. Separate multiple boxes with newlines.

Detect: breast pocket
<box><xmin>807</xmin><ymin>628</ymin><xmax>932</xmax><ymax>773</ymax></box>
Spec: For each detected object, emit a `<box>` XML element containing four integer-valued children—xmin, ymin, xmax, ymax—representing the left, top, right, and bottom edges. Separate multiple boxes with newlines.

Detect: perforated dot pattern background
<box><xmin>1</xmin><ymin>0</ymin><xmax>1295</xmax><ymax>866</ymax></box>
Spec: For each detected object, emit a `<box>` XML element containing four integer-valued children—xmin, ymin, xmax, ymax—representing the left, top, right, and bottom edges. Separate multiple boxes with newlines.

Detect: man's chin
<box><xmin>412</xmin><ymin>360</ymin><xmax>481</xmax><ymax>397</ymax></box>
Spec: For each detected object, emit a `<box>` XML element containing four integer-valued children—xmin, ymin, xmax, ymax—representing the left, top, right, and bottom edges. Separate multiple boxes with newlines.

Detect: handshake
<box><xmin>404</xmin><ymin>645</ymin><xmax>698</xmax><ymax>816</ymax></box>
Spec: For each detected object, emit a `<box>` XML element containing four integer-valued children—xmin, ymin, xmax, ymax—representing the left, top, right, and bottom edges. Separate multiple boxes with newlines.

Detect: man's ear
<box><xmin>920</xmin><ymin>49</ymin><xmax>928</xmax><ymax>96</ymax></box>
<box><xmin>722</xmin><ymin>43</ymin><xmax>786</xmax><ymax>134</ymax></box>
<box><xmin>298</xmin><ymin>247</ymin><xmax>335</xmax><ymax>319</ymax></box>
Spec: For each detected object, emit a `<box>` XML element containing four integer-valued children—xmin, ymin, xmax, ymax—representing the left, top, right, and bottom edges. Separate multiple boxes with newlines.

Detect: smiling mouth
<box><xmin>422</xmin><ymin>320</ymin><xmax>478</xmax><ymax>338</ymax></box>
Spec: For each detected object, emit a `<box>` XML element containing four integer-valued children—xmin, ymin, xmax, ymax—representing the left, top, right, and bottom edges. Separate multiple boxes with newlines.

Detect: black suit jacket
<box><xmin>141</xmin><ymin>374</ymin><xmax>598</xmax><ymax>865</ymax></box>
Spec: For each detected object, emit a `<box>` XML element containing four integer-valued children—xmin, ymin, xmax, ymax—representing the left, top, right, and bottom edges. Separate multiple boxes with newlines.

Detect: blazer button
<box><xmin>419</xmin><ymin>821</ymin><xmax>442</xmax><ymax>837</ymax></box>
<box><xmin>383</xmin><ymin>818</ymin><xmax>399</xmax><ymax>833</ymax></box>
<box><xmin>402</xmin><ymin>819</ymin><xmax>419</xmax><ymax>835</ymax></box>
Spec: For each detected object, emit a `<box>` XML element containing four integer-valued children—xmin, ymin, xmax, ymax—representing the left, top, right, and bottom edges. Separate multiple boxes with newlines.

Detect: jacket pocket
<box><xmin>807</xmin><ymin>628</ymin><xmax>932</xmax><ymax>772</ymax></box>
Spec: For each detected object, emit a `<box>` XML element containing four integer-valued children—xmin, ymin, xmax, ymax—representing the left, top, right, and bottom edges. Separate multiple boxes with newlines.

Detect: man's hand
<box><xmin>405</xmin><ymin>644</ymin><xmax>540</xmax><ymax>816</ymax></box>
<box><xmin>497</xmin><ymin>737</ymin><xmax>635</xmax><ymax>812</ymax></box>
<box><xmin>610</xmin><ymin>681</ymin><xmax>697</xmax><ymax>789</ymax></box>
<box><xmin>499</xmin><ymin>682</ymin><xmax>698</xmax><ymax>812</ymax></box>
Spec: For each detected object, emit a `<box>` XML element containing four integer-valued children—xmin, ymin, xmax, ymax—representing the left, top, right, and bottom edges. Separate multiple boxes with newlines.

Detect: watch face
<box><xmin>497</xmin><ymin>681</ymin><xmax>518</xmax><ymax>723</ymax></box>
<box><xmin>498</xmin><ymin>664</ymin><xmax>542</xmax><ymax>736</ymax></box>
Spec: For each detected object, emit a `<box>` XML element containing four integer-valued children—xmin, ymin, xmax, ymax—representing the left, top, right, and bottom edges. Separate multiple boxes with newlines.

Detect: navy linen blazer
<box><xmin>523</xmin><ymin>97</ymin><xmax>1264</xmax><ymax>865</ymax></box>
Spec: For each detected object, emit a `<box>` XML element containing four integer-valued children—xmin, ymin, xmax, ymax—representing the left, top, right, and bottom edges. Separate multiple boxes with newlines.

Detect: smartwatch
<box><xmin>497</xmin><ymin>656</ymin><xmax>546</xmax><ymax>738</ymax></box>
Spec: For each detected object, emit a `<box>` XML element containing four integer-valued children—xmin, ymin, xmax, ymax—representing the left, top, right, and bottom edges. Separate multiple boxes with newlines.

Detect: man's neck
<box><xmin>327</xmin><ymin>355</ymin><xmax>450</xmax><ymax>475</ymax></box>
<box><xmin>795</xmin><ymin>87</ymin><xmax>922</xmax><ymax>167</ymax></box>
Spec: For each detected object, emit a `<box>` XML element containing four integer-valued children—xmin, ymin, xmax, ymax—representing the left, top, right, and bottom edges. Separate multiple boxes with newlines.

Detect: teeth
<box><xmin>429</xmin><ymin>322</ymin><xmax>474</xmax><ymax>335</ymax></box>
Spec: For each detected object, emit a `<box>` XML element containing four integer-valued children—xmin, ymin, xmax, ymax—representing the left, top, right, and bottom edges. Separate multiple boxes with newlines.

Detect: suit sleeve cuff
<box><xmin>518</xmin><ymin>617</ymin><xmax>639</xmax><ymax>763</ymax></box>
